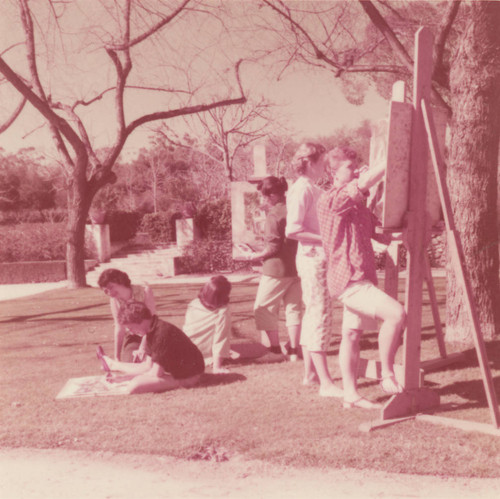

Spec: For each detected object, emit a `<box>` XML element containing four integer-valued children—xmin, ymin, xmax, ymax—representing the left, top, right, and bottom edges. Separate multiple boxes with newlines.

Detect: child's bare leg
<box><xmin>376</xmin><ymin>297</ymin><xmax>405</xmax><ymax>378</ymax></box>
<box><xmin>310</xmin><ymin>351</ymin><xmax>343</xmax><ymax>397</ymax></box>
<box><xmin>287</xmin><ymin>324</ymin><xmax>301</xmax><ymax>349</ymax></box>
<box><xmin>374</xmin><ymin>294</ymin><xmax>406</xmax><ymax>393</ymax></box>
<box><xmin>339</xmin><ymin>328</ymin><xmax>362</xmax><ymax>401</ymax></box>
<box><xmin>179</xmin><ymin>374</ymin><xmax>201</xmax><ymax>388</ymax></box>
<box><xmin>126</xmin><ymin>374</ymin><xmax>181</xmax><ymax>394</ymax></box>
<box><xmin>302</xmin><ymin>347</ymin><xmax>318</xmax><ymax>384</ymax></box>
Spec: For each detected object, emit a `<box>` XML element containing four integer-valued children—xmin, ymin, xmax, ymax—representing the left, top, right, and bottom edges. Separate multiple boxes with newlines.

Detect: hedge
<box><xmin>0</xmin><ymin>260</ymin><xmax>97</xmax><ymax>284</ymax></box>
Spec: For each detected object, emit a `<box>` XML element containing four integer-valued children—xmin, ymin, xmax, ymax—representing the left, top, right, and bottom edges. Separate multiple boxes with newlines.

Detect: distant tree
<box><xmin>157</xmin><ymin>97</ymin><xmax>279</xmax><ymax>181</ymax></box>
<box><xmin>0</xmin><ymin>148</ymin><xmax>56</xmax><ymax>210</ymax></box>
<box><xmin>131</xmin><ymin>139</ymin><xmax>199</xmax><ymax>213</ymax></box>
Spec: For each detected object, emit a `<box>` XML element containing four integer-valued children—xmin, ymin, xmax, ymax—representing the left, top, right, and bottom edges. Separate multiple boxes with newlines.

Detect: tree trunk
<box><xmin>446</xmin><ymin>1</ymin><xmax>500</xmax><ymax>342</ymax></box>
<box><xmin>66</xmin><ymin>162</ymin><xmax>93</xmax><ymax>289</ymax></box>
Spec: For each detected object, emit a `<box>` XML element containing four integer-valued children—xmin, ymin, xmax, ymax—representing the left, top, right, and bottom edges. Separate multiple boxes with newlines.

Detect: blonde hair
<box><xmin>326</xmin><ymin>146</ymin><xmax>359</xmax><ymax>173</ymax></box>
<box><xmin>292</xmin><ymin>143</ymin><xmax>326</xmax><ymax>175</ymax></box>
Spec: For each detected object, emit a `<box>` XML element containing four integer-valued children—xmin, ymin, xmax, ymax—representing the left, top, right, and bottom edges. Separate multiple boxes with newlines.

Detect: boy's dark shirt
<box><xmin>146</xmin><ymin>316</ymin><xmax>204</xmax><ymax>379</ymax></box>
<box><xmin>262</xmin><ymin>201</ymin><xmax>298</xmax><ymax>278</ymax></box>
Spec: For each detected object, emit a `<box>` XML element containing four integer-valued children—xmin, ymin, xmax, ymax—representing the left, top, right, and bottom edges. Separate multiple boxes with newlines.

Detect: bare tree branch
<box><xmin>358</xmin><ymin>0</ymin><xmax>450</xmax><ymax>111</ymax></box>
<box><xmin>0</xmin><ymin>56</ymin><xmax>85</xmax><ymax>162</ymax></box>
<box><xmin>19</xmin><ymin>0</ymin><xmax>76</xmax><ymax>166</ymax></box>
<box><xmin>434</xmin><ymin>0</ymin><xmax>461</xmax><ymax>89</ymax></box>
<box><xmin>0</xmin><ymin>96</ymin><xmax>27</xmax><ymax>134</ymax></box>
<box><xmin>262</xmin><ymin>0</ymin><xmax>343</xmax><ymax>73</ymax></box>
<box><xmin>72</xmin><ymin>85</ymin><xmax>191</xmax><ymax>110</ymax></box>
<box><xmin>108</xmin><ymin>0</ymin><xmax>192</xmax><ymax>50</ymax></box>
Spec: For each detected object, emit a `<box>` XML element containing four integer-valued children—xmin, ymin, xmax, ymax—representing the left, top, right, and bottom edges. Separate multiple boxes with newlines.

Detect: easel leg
<box><xmin>424</xmin><ymin>253</ymin><xmax>447</xmax><ymax>358</ymax></box>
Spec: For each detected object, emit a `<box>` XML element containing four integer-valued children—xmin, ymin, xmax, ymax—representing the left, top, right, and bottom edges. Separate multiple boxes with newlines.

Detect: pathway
<box><xmin>2</xmin><ymin>447</ymin><xmax>500</xmax><ymax>499</ymax></box>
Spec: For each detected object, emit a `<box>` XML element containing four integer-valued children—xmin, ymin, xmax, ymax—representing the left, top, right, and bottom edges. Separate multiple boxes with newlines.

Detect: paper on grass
<box><xmin>56</xmin><ymin>375</ymin><xmax>130</xmax><ymax>399</ymax></box>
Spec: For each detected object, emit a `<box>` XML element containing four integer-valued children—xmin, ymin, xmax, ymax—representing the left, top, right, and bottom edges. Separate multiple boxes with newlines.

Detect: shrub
<box><xmin>105</xmin><ymin>211</ymin><xmax>142</xmax><ymax>242</ymax></box>
<box><xmin>194</xmin><ymin>198</ymin><xmax>231</xmax><ymax>240</ymax></box>
<box><xmin>0</xmin><ymin>223</ymin><xmax>95</xmax><ymax>262</ymax></box>
<box><xmin>0</xmin><ymin>208</ymin><xmax>67</xmax><ymax>225</ymax></box>
<box><xmin>180</xmin><ymin>239</ymin><xmax>250</xmax><ymax>274</ymax></box>
<box><xmin>0</xmin><ymin>223</ymin><xmax>66</xmax><ymax>262</ymax></box>
<box><xmin>140</xmin><ymin>210</ymin><xmax>179</xmax><ymax>243</ymax></box>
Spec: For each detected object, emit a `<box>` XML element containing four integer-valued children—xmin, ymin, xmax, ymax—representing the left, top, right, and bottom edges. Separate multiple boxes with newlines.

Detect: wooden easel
<box><xmin>363</xmin><ymin>27</ymin><xmax>500</xmax><ymax>433</ymax></box>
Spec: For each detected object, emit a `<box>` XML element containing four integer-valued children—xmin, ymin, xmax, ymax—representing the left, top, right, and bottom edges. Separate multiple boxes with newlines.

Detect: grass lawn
<box><xmin>1</xmin><ymin>277</ymin><xmax>500</xmax><ymax>478</ymax></box>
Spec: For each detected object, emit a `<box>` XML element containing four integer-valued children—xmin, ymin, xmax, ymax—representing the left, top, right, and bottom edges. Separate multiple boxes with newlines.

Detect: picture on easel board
<box><xmin>231</xmin><ymin>181</ymin><xmax>266</xmax><ymax>260</ymax></box>
<box><xmin>367</xmin><ymin>82</ymin><xmax>447</xmax><ymax>232</ymax></box>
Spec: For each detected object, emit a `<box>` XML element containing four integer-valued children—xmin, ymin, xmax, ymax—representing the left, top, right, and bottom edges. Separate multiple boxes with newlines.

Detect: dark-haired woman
<box><xmin>285</xmin><ymin>143</ymin><xmax>342</xmax><ymax>398</ymax></box>
<box><xmin>183</xmin><ymin>275</ymin><xmax>233</xmax><ymax>373</ymax></box>
<box><xmin>98</xmin><ymin>268</ymin><xmax>156</xmax><ymax>362</ymax></box>
<box><xmin>249</xmin><ymin>176</ymin><xmax>302</xmax><ymax>362</ymax></box>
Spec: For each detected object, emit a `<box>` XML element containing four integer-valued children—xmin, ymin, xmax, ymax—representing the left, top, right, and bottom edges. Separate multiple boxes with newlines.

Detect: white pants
<box><xmin>254</xmin><ymin>275</ymin><xmax>302</xmax><ymax>331</ymax></box>
<box><xmin>296</xmin><ymin>245</ymin><xmax>333</xmax><ymax>352</ymax></box>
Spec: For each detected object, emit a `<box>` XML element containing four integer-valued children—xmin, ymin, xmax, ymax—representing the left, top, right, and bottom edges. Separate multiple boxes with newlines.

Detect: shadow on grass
<box><xmin>429</xmin><ymin>372</ymin><xmax>500</xmax><ymax>416</ymax></box>
<box><xmin>0</xmin><ymin>303</ymin><xmax>106</xmax><ymax>324</ymax></box>
<box><xmin>423</xmin><ymin>341</ymin><xmax>500</xmax><ymax>374</ymax></box>
<box><xmin>198</xmin><ymin>372</ymin><xmax>246</xmax><ymax>387</ymax></box>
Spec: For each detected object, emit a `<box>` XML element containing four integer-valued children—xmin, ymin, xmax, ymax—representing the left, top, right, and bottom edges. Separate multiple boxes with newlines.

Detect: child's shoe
<box><xmin>255</xmin><ymin>345</ymin><xmax>286</xmax><ymax>364</ymax></box>
<box><xmin>319</xmin><ymin>384</ymin><xmax>343</xmax><ymax>398</ymax></box>
<box><xmin>284</xmin><ymin>344</ymin><xmax>299</xmax><ymax>362</ymax></box>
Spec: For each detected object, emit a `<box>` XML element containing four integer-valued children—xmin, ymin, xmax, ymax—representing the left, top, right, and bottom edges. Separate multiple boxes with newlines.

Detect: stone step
<box><xmin>112</xmin><ymin>246</ymin><xmax>178</xmax><ymax>257</ymax></box>
<box><xmin>86</xmin><ymin>242</ymin><xmax>185</xmax><ymax>287</ymax></box>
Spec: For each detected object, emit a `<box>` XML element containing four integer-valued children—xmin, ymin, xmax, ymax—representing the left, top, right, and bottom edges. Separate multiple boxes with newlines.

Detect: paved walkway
<box><xmin>0</xmin><ymin>268</ymin><xmax>447</xmax><ymax>303</ymax></box>
<box><xmin>0</xmin><ymin>274</ymin><xmax>260</xmax><ymax>302</ymax></box>
<box><xmin>0</xmin><ymin>281</ymin><xmax>69</xmax><ymax>302</ymax></box>
<box><xmin>2</xmin><ymin>447</ymin><xmax>500</xmax><ymax>499</ymax></box>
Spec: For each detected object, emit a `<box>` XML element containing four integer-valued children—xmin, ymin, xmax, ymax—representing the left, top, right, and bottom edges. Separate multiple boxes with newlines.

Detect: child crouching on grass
<box><xmin>183</xmin><ymin>275</ymin><xmax>234</xmax><ymax>374</ymax></box>
<box><xmin>102</xmin><ymin>301</ymin><xmax>204</xmax><ymax>395</ymax></box>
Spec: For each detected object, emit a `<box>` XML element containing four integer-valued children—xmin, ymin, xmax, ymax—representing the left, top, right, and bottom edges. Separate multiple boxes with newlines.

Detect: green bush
<box><xmin>180</xmin><ymin>239</ymin><xmax>250</xmax><ymax>274</ymax></box>
<box><xmin>0</xmin><ymin>223</ymin><xmax>66</xmax><ymax>262</ymax></box>
<box><xmin>0</xmin><ymin>223</ymin><xmax>95</xmax><ymax>262</ymax></box>
<box><xmin>105</xmin><ymin>211</ymin><xmax>142</xmax><ymax>242</ymax></box>
<box><xmin>178</xmin><ymin>199</ymin><xmax>246</xmax><ymax>273</ymax></box>
<box><xmin>194</xmin><ymin>198</ymin><xmax>231</xmax><ymax>240</ymax></box>
<box><xmin>0</xmin><ymin>208</ymin><xmax>67</xmax><ymax>225</ymax></box>
<box><xmin>140</xmin><ymin>210</ymin><xmax>179</xmax><ymax>243</ymax></box>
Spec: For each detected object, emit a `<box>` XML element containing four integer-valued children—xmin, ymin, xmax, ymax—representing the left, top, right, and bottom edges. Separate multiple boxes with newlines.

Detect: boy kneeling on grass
<box><xmin>102</xmin><ymin>301</ymin><xmax>205</xmax><ymax>395</ymax></box>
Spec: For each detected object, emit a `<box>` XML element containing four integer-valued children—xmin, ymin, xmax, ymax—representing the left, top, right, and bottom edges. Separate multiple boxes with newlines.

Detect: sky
<box><xmin>0</xmin><ymin>1</ymin><xmax>389</xmax><ymax>159</ymax></box>
<box><xmin>0</xmin><ymin>68</ymin><xmax>388</xmax><ymax>158</ymax></box>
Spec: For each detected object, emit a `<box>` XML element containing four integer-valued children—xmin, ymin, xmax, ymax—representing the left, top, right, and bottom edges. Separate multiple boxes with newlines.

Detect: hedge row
<box><xmin>0</xmin><ymin>208</ymin><xmax>67</xmax><ymax>225</ymax></box>
<box><xmin>0</xmin><ymin>223</ymin><xmax>98</xmax><ymax>263</ymax></box>
<box><xmin>0</xmin><ymin>260</ymin><xmax>97</xmax><ymax>284</ymax></box>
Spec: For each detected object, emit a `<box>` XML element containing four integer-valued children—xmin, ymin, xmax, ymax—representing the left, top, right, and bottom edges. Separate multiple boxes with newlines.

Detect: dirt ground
<box><xmin>2</xmin><ymin>447</ymin><xmax>500</xmax><ymax>499</ymax></box>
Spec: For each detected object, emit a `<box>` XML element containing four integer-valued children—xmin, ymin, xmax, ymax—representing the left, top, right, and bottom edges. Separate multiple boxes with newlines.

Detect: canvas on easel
<box><xmin>231</xmin><ymin>144</ymin><xmax>269</xmax><ymax>260</ymax></box>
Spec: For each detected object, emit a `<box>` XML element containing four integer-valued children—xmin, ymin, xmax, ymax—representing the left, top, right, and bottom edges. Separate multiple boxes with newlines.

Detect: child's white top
<box><xmin>285</xmin><ymin>175</ymin><xmax>323</xmax><ymax>244</ymax></box>
<box><xmin>183</xmin><ymin>298</ymin><xmax>231</xmax><ymax>365</ymax></box>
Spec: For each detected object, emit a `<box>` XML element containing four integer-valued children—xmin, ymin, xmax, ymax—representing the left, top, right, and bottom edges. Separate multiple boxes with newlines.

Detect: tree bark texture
<box><xmin>447</xmin><ymin>1</ymin><xmax>500</xmax><ymax>341</ymax></box>
<box><xmin>66</xmin><ymin>160</ymin><xmax>93</xmax><ymax>289</ymax></box>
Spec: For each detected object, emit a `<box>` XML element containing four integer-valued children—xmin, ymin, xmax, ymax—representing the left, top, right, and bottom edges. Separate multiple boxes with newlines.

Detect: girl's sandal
<box><xmin>343</xmin><ymin>397</ymin><xmax>382</xmax><ymax>410</ymax></box>
<box><xmin>380</xmin><ymin>375</ymin><xmax>404</xmax><ymax>394</ymax></box>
